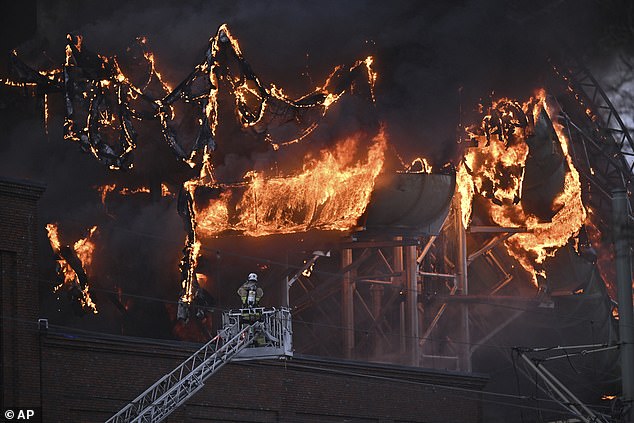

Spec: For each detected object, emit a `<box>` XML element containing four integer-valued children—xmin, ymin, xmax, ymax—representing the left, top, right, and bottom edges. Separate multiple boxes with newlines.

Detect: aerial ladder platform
<box><xmin>106</xmin><ymin>307</ymin><xmax>293</xmax><ymax>423</ymax></box>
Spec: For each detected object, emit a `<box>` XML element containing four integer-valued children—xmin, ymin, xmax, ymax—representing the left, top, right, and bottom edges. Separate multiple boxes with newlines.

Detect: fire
<box><xmin>140</xmin><ymin>43</ymin><xmax>172</xmax><ymax>92</ymax></box>
<box><xmin>10</xmin><ymin>23</ymin><xmax>378</xmax><ymax>171</ymax></box>
<box><xmin>456</xmin><ymin>162</ymin><xmax>475</xmax><ymax>228</ymax></box>
<box><xmin>44</xmin><ymin>93</ymin><xmax>49</xmax><ymax>135</ymax></box>
<box><xmin>119</xmin><ymin>186</ymin><xmax>151</xmax><ymax>195</ymax></box>
<box><xmin>161</xmin><ymin>183</ymin><xmax>173</xmax><ymax>197</ymax></box>
<box><xmin>195</xmin><ymin>130</ymin><xmax>387</xmax><ymax>238</ymax></box>
<box><xmin>10</xmin><ymin>23</ymin><xmax>382</xmax><ymax>319</ymax></box>
<box><xmin>45</xmin><ymin>223</ymin><xmax>99</xmax><ymax>313</ymax></box>
<box><xmin>460</xmin><ymin>91</ymin><xmax>586</xmax><ymax>285</ymax></box>
<box><xmin>409</xmin><ymin>158</ymin><xmax>433</xmax><ymax>173</ymax></box>
<box><xmin>46</xmin><ymin>223</ymin><xmax>62</xmax><ymax>252</ymax></box>
<box><xmin>180</xmin><ymin>240</ymin><xmax>201</xmax><ymax>303</ymax></box>
<box><xmin>96</xmin><ymin>183</ymin><xmax>174</xmax><ymax>206</ymax></box>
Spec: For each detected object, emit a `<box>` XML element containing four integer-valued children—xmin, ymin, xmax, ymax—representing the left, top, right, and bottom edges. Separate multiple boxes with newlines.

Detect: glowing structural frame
<box><xmin>7</xmin><ymin>24</ymin><xmax>376</xmax><ymax>171</ymax></box>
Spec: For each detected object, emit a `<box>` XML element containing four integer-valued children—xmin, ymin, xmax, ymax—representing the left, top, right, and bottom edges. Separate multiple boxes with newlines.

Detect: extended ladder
<box><xmin>106</xmin><ymin>308</ymin><xmax>292</xmax><ymax>423</ymax></box>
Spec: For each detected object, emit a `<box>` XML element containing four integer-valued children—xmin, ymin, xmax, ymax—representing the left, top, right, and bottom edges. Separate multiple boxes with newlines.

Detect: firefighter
<box><xmin>237</xmin><ymin>272</ymin><xmax>263</xmax><ymax>308</ymax></box>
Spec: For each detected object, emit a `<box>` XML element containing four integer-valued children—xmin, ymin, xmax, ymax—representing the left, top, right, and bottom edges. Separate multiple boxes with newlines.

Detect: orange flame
<box><xmin>45</xmin><ymin>223</ymin><xmax>98</xmax><ymax>313</ymax></box>
<box><xmin>195</xmin><ymin>130</ymin><xmax>387</xmax><ymax>238</ymax></box>
<box><xmin>180</xmin><ymin>239</ymin><xmax>201</xmax><ymax>304</ymax></box>
<box><xmin>460</xmin><ymin>91</ymin><xmax>586</xmax><ymax>285</ymax></box>
<box><xmin>119</xmin><ymin>186</ymin><xmax>151</xmax><ymax>195</ymax></box>
<box><xmin>161</xmin><ymin>183</ymin><xmax>173</xmax><ymax>197</ymax></box>
<box><xmin>96</xmin><ymin>184</ymin><xmax>174</xmax><ymax>206</ymax></box>
<box><xmin>456</xmin><ymin>162</ymin><xmax>475</xmax><ymax>228</ymax></box>
<box><xmin>409</xmin><ymin>157</ymin><xmax>433</xmax><ymax>174</ymax></box>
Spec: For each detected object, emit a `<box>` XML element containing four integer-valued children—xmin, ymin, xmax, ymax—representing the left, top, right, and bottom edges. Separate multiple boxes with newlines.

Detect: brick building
<box><xmin>1</xmin><ymin>177</ymin><xmax>488</xmax><ymax>422</ymax></box>
<box><xmin>0</xmin><ymin>177</ymin><xmax>45</xmax><ymax>411</ymax></box>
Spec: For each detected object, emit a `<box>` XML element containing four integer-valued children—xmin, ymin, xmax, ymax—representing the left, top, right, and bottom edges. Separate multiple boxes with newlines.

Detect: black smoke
<box><xmin>0</xmin><ymin>0</ymin><xmax>624</xmax><ymax>337</ymax></box>
<box><xmin>1</xmin><ymin>3</ymin><xmax>631</xmax><ymax>422</ymax></box>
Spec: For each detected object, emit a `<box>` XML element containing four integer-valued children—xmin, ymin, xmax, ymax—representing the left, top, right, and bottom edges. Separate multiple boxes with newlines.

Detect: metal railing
<box><xmin>106</xmin><ymin>308</ymin><xmax>293</xmax><ymax>423</ymax></box>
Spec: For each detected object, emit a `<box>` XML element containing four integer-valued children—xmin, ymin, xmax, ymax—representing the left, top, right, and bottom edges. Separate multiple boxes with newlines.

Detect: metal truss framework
<box><xmin>291</xmin><ymin>55</ymin><xmax>631</xmax><ymax>393</ymax></box>
<box><xmin>551</xmin><ymin>57</ymin><xmax>634</xmax><ymax>224</ymax></box>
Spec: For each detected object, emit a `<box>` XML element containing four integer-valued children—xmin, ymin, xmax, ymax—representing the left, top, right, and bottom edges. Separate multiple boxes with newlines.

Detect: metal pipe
<box><xmin>418</xmin><ymin>271</ymin><xmax>456</xmax><ymax>279</ymax></box>
<box><xmin>469</xmin><ymin>225</ymin><xmax>528</xmax><ymax>233</ymax></box>
<box><xmin>467</xmin><ymin>233</ymin><xmax>514</xmax><ymax>263</ymax></box>
<box><xmin>342</xmin><ymin>248</ymin><xmax>355</xmax><ymax>359</ymax></box>
<box><xmin>455</xmin><ymin>205</ymin><xmax>468</xmax><ymax>294</ymax></box>
<box><xmin>355</xmin><ymin>271</ymin><xmax>402</xmax><ymax>281</ymax></box>
<box><xmin>357</xmin><ymin>278</ymin><xmax>398</xmax><ymax>285</ymax></box>
<box><xmin>416</xmin><ymin>235</ymin><xmax>437</xmax><ymax>264</ymax></box>
<box><xmin>419</xmin><ymin>285</ymin><xmax>457</xmax><ymax>349</ymax></box>
<box><xmin>613</xmin><ymin>189</ymin><xmax>634</xmax><ymax>421</ymax></box>
<box><xmin>536</xmin><ymin>359</ymin><xmax>607</xmax><ymax>422</ymax></box>
<box><xmin>454</xmin><ymin>196</ymin><xmax>471</xmax><ymax>372</ymax></box>
<box><xmin>393</xmin><ymin>237</ymin><xmax>405</xmax><ymax>353</ymax></box>
<box><xmin>529</xmin><ymin>343</ymin><xmax>610</xmax><ymax>352</ymax></box>
<box><xmin>406</xmin><ymin>244</ymin><xmax>419</xmax><ymax>365</ymax></box>
<box><xmin>518</xmin><ymin>353</ymin><xmax>590</xmax><ymax>422</ymax></box>
<box><xmin>542</xmin><ymin>345</ymin><xmax>618</xmax><ymax>362</ymax></box>
<box><xmin>370</xmin><ymin>284</ymin><xmax>384</xmax><ymax>357</ymax></box>
<box><xmin>470</xmin><ymin>311</ymin><xmax>523</xmax><ymax>355</ymax></box>
<box><xmin>489</xmin><ymin>274</ymin><xmax>514</xmax><ymax>295</ymax></box>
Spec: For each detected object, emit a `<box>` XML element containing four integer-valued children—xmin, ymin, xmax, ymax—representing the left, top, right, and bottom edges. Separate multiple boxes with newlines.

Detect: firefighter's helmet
<box><xmin>248</xmin><ymin>273</ymin><xmax>258</xmax><ymax>282</ymax></box>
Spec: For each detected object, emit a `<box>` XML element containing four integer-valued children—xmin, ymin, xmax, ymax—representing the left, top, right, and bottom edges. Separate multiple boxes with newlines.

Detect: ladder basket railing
<box><xmin>106</xmin><ymin>307</ymin><xmax>293</xmax><ymax>423</ymax></box>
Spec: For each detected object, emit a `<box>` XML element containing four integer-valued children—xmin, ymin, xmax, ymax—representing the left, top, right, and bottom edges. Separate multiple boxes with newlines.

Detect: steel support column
<box><xmin>342</xmin><ymin>248</ymin><xmax>355</xmax><ymax>359</ymax></box>
<box><xmin>405</xmin><ymin>244</ymin><xmax>419</xmax><ymax>366</ymax></box>
<box><xmin>613</xmin><ymin>189</ymin><xmax>634</xmax><ymax>422</ymax></box>
<box><xmin>454</xmin><ymin>197</ymin><xmax>471</xmax><ymax>372</ymax></box>
<box><xmin>370</xmin><ymin>284</ymin><xmax>383</xmax><ymax>357</ymax></box>
<box><xmin>393</xmin><ymin>237</ymin><xmax>405</xmax><ymax>353</ymax></box>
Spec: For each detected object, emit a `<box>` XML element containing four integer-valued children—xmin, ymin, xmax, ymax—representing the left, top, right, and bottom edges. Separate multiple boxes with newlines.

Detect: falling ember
<box><xmin>460</xmin><ymin>91</ymin><xmax>586</xmax><ymax>285</ymax></box>
<box><xmin>195</xmin><ymin>130</ymin><xmax>388</xmax><ymax>238</ymax></box>
<box><xmin>45</xmin><ymin>223</ymin><xmax>99</xmax><ymax>313</ymax></box>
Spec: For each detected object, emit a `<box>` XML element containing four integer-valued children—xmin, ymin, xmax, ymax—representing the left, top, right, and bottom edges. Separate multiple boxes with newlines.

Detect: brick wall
<box><xmin>0</xmin><ymin>177</ymin><xmax>45</xmax><ymax>410</ymax></box>
<box><xmin>40</xmin><ymin>332</ymin><xmax>487</xmax><ymax>423</ymax></box>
